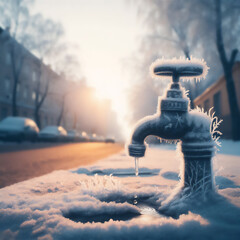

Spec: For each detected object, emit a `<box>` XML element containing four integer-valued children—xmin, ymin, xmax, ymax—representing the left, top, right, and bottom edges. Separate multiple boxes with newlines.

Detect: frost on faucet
<box><xmin>128</xmin><ymin>57</ymin><xmax>222</xmax><ymax>208</ymax></box>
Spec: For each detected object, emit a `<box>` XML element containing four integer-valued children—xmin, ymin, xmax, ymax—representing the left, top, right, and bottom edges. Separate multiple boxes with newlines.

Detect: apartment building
<box><xmin>0</xmin><ymin>27</ymin><xmax>121</xmax><ymax>138</ymax></box>
<box><xmin>194</xmin><ymin>62</ymin><xmax>240</xmax><ymax>139</ymax></box>
<box><xmin>0</xmin><ymin>27</ymin><xmax>71</xmax><ymax>128</ymax></box>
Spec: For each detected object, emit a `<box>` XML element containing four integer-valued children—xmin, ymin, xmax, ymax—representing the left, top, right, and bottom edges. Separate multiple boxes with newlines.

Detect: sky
<box><xmin>32</xmin><ymin>0</ymin><xmax>143</xmax><ymax>138</ymax></box>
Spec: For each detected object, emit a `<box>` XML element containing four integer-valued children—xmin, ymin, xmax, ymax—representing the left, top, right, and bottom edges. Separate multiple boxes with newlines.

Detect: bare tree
<box><xmin>8</xmin><ymin>37</ymin><xmax>25</xmax><ymax>116</ymax></box>
<box><xmin>214</xmin><ymin>0</ymin><xmax>240</xmax><ymax>140</ymax></box>
<box><xmin>131</xmin><ymin>0</ymin><xmax>240</xmax><ymax>139</ymax></box>
<box><xmin>0</xmin><ymin>0</ymin><xmax>34</xmax><ymax>116</ymax></box>
<box><xmin>26</xmin><ymin>14</ymin><xmax>64</xmax><ymax>128</ymax></box>
<box><xmin>180</xmin><ymin>0</ymin><xmax>240</xmax><ymax>139</ymax></box>
<box><xmin>0</xmin><ymin>2</ymin><xmax>72</xmax><ymax>128</ymax></box>
<box><xmin>33</xmin><ymin>61</ymin><xmax>50</xmax><ymax>128</ymax></box>
<box><xmin>57</xmin><ymin>92</ymin><xmax>67</xmax><ymax>126</ymax></box>
<box><xmin>138</xmin><ymin>0</ymin><xmax>202</xmax><ymax>108</ymax></box>
<box><xmin>54</xmin><ymin>52</ymin><xmax>82</xmax><ymax>127</ymax></box>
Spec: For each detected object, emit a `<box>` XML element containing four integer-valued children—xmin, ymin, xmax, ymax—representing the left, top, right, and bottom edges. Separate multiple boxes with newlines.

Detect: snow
<box><xmin>0</xmin><ymin>117</ymin><xmax>25</xmax><ymax>130</ymax></box>
<box><xmin>218</xmin><ymin>139</ymin><xmax>240</xmax><ymax>156</ymax></box>
<box><xmin>150</xmin><ymin>57</ymin><xmax>209</xmax><ymax>81</ymax></box>
<box><xmin>40</xmin><ymin>126</ymin><xmax>60</xmax><ymax>134</ymax></box>
<box><xmin>0</xmin><ymin>143</ymin><xmax>240</xmax><ymax>240</ymax></box>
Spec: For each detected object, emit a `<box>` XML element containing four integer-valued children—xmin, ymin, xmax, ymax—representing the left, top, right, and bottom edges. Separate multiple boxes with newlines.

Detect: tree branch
<box><xmin>38</xmin><ymin>78</ymin><xmax>50</xmax><ymax>108</ymax></box>
<box><xmin>229</xmin><ymin>49</ymin><xmax>238</xmax><ymax>67</ymax></box>
<box><xmin>215</xmin><ymin>0</ymin><xmax>228</xmax><ymax>67</ymax></box>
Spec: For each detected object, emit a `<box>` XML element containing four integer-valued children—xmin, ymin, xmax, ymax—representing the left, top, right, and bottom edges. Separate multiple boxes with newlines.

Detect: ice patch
<box><xmin>161</xmin><ymin>171</ymin><xmax>180</xmax><ymax>181</ymax></box>
<box><xmin>215</xmin><ymin>176</ymin><xmax>240</xmax><ymax>189</ymax></box>
<box><xmin>218</xmin><ymin>140</ymin><xmax>240</xmax><ymax>156</ymax></box>
<box><xmin>72</xmin><ymin>167</ymin><xmax>160</xmax><ymax>177</ymax></box>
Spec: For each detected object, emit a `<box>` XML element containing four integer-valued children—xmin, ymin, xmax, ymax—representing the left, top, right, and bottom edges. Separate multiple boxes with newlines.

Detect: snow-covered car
<box><xmin>98</xmin><ymin>136</ymin><xmax>105</xmax><ymax>142</ymax></box>
<box><xmin>0</xmin><ymin>116</ymin><xmax>39</xmax><ymax>142</ymax></box>
<box><xmin>38</xmin><ymin>126</ymin><xmax>67</xmax><ymax>142</ymax></box>
<box><xmin>89</xmin><ymin>133</ymin><xmax>98</xmax><ymax>142</ymax></box>
<box><xmin>78</xmin><ymin>131</ymin><xmax>89</xmax><ymax>142</ymax></box>
<box><xmin>66</xmin><ymin>130</ymin><xmax>80</xmax><ymax>142</ymax></box>
<box><xmin>105</xmin><ymin>137</ymin><xmax>115</xmax><ymax>143</ymax></box>
<box><xmin>89</xmin><ymin>134</ymin><xmax>105</xmax><ymax>142</ymax></box>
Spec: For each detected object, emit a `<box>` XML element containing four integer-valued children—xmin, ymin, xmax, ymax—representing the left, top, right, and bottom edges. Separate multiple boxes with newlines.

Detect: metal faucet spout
<box><xmin>129</xmin><ymin>114</ymin><xmax>159</xmax><ymax>157</ymax></box>
<box><xmin>128</xmin><ymin>111</ymin><xmax>189</xmax><ymax>157</ymax></box>
<box><xmin>131</xmin><ymin>115</ymin><xmax>159</xmax><ymax>144</ymax></box>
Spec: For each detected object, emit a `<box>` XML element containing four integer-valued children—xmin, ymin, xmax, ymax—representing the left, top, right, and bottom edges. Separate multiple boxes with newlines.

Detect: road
<box><xmin>0</xmin><ymin>142</ymin><xmax>123</xmax><ymax>188</ymax></box>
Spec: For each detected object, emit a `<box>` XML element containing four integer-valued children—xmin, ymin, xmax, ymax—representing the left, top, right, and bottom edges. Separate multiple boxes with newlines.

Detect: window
<box><xmin>6</xmin><ymin>93</ymin><xmax>12</xmax><ymax>99</ymax></box>
<box><xmin>17</xmin><ymin>84</ymin><xmax>20</xmax><ymax>93</ymax></box>
<box><xmin>213</xmin><ymin>91</ymin><xmax>221</xmax><ymax>117</ymax></box>
<box><xmin>23</xmin><ymin>65</ymin><xmax>28</xmax><ymax>75</ymax></box>
<box><xmin>5</xmin><ymin>78</ymin><xmax>10</xmax><ymax>91</ymax></box>
<box><xmin>44</xmin><ymin>116</ymin><xmax>48</xmax><ymax>126</ymax></box>
<box><xmin>32</xmin><ymin>92</ymin><xmax>36</xmax><ymax>100</ymax></box>
<box><xmin>1</xmin><ymin>107</ymin><xmax>8</xmax><ymax>120</ymax></box>
<box><xmin>204</xmin><ymin>99</ymin><xmax>210</xmax><ymax>112</ymax></box>
<box><xmin>6</xmin><ymin>52</ymin><xmax>11</xmax><ymax>65</ymax></box>
<box><xmin>32</xmin><ymin>71</ymin><xmax>37</xmax><ymax>82</ymax></box>
<box><xmin>23</xmin><ymin>86</ymin><xmax>28</xmax><ymax>99</ymax></box>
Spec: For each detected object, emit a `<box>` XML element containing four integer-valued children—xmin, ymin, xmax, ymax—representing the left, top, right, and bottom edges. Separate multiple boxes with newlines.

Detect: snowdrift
<box><xmin>0</xmin><ymin>144</ymin><xmax>240</xmax><ymax>240</ymax></box>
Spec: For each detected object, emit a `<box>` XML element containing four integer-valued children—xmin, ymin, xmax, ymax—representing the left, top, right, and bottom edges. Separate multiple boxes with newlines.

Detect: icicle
<box><xmin>135</xmin><ymin>157</ymin><xmax>139</xmax><ymax>176</ymax></box>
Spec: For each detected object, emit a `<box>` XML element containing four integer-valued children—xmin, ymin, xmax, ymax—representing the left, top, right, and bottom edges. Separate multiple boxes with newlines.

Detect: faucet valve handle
<box><xmin>128</xmin><ymin>143</ymin><xmax>146</xmax><ymax>158</ymax></box>
<box><xmin>150</xmin><ymin>58</ymin><xmax>209</xmax><ymax>112</ymax></box>
<box><xmin>151</xmin><ymin>58</ymin><xmax>208</xmax><ymax>85</ymax></box>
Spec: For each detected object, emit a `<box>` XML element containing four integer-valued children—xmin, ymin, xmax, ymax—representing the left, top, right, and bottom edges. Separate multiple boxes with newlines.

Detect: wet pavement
<box><xmin>0</xmin><ymin>142</ymin><xmax>123</xmax><ymax>188</ymax></box>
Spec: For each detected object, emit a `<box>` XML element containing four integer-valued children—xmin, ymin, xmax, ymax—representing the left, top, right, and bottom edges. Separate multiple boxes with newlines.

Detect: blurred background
<box><xmin>0</xmin><ymin>0</ymin><xmax>239</xmax><ymax>143</ymax></box>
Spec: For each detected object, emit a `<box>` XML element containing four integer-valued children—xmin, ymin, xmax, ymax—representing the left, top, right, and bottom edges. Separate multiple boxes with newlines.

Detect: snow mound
<box><xmin>0</xmin><ymin>148</ymin><xmax>240</xmax><ymax>239</ymax></box>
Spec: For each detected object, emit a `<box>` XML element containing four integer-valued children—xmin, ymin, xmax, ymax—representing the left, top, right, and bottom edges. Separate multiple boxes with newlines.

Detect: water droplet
<box><xmin>135</xmin><ymin>158</ymin><xmax>139</xmax><ymax>176</ymax></box>
<box><xmin>133</xmin><ymin>194</ymin><xmax>138</xmax><ymax>205</ymax></box>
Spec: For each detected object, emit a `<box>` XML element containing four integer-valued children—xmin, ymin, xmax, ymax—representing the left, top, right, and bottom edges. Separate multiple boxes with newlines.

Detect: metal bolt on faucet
<box><xmin>128</xmin><ymin>58</ymin><xmax>216</xmax><ymax>200</ymax></box>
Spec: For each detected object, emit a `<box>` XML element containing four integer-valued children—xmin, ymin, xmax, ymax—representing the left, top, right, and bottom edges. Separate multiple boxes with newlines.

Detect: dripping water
<box><xmin>133</xmin><ymin>194</ymin><xmax>138</xmax><ymax>205</ymax></box>
<box><xmin>134</xmin><ymin>158</ymin><xmax>139</xmax><ymax>205</ymax></box>
<box><xmin>135</xmin><ymin>157</ymin><xmax>139</xmax><ymax>176</ymax></box>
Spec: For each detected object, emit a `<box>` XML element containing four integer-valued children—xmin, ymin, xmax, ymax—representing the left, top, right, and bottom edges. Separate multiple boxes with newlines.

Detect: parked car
<box><xmin>66</xmin><ymin>130</ymin><xmax>79</xmax><ymax>142</ymax></box>
<box><xmin>98</xmin><ymin>136</ymin><xmax>105</xmax><ymax>142</ymax></box>
<box><xmin>0</xmin><ymin>116</ymin><xmax>39</xmax><ymax>142</ymax></box>
<box><xmin>78</xmin><ymin>131</ymin><xmax>89</xmax><ymax>142</ymax></box>
<box><xmin>89</xmin><ymin>133</ymin><xmax>97</xmax><ymax>142</ymax></box>
<box><xmin>105</xmin><ymin>137</ymin><xmax>115</xmax><ymax>143</ymax></box>
<box><xmin>38</xmin><ymin>126</ymin><xmax>67</xmax><ymax>142</ymax></box>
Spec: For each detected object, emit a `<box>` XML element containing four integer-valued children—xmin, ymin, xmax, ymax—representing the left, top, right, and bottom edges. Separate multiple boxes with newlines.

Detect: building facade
<box><xmin>0</xmin><ymin>27</ymin><xmax>121</xmax><ymax>138</ymax></box>
<box><xmin>0</xmin><ymin>27</ymin><xmax>74</xmax><ymax>129</ymax></box>
<box><xmin>194</xmin><ymin>62</ymin><xmax>240</xmax><ymax>139</ymax></box>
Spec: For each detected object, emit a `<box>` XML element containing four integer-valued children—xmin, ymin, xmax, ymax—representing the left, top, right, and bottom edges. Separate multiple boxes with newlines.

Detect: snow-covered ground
<box><xmin>0</xmin><ymin>141</ymin><xmax>240</xmax><ymax>240</ymax></box>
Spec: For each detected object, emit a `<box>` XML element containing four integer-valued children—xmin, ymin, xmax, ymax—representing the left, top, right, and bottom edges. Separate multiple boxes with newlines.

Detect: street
<box><xmin>0</xmin><ymin>142</ymin><xmax>123</xmax><ymax>188</ymax></box>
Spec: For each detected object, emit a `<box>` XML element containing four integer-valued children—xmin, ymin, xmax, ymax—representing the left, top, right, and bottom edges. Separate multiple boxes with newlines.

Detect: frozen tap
<box><xmin>128</xmin><ymin>58</ymin><xmax>215</xmax><ymax>195</ymax></box>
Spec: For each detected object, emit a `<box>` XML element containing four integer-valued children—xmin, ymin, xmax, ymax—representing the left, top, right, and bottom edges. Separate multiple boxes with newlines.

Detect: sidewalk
<box><xmin>0</xmin><ymin>146</ymin><xmax>240</xmax><ymax>239</ymax></box>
